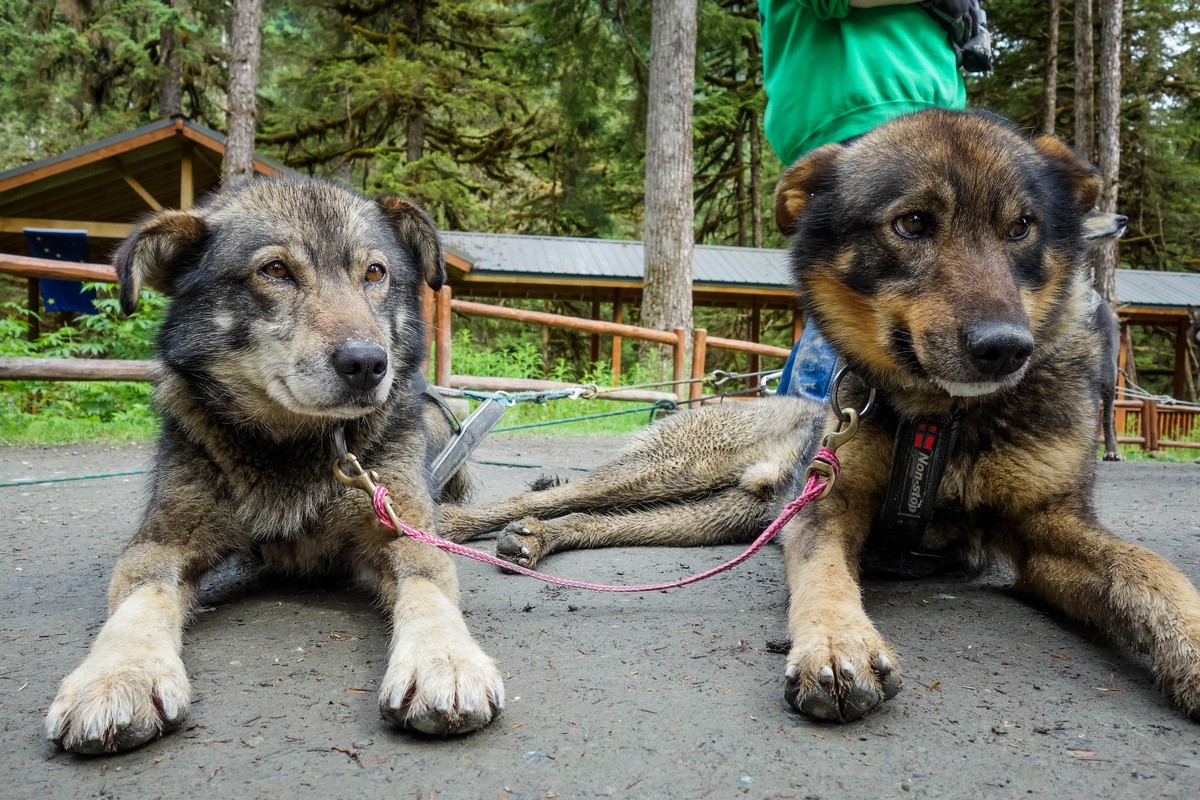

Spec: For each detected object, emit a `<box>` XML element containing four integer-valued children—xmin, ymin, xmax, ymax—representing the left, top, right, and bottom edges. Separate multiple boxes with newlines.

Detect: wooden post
<box><xmin>611</xmin><ymin>289</ymin><xmax>623</xmax><ymax>386</ymax></box>
<box><xmin>435</xmin><ymin>285</ymin><xmax>452</xmax><ymax>388</ymax></box>
<box><xmin>1174</xmin><ymin>320</ymin><xmax>1188</xmax><ymax>400</ymax></box>
<box><xmin>1144</xmin><ymin>397</ymin><xmax>1159</xmax><ymax>452</ymax></box>
<box><xmin>180</xmin><ymin>140</ymin><xmax>195</xmax><ymax>210</ymax></box>
<box><xmin>590</xmin><ymin>290</ymin><xmax>601</xmax><ymax>367</ymax></box>
<box><xmin>792</xmin><ymin>309</ymin><xmax>803</xmax><ymax>345</ymax></box>
<box><xmin>1116</xmin><ymin>321</ymin><xmax>1129</xmax><ymax>394</ymax></box>
<box><xmin>26</xmin><ymin>278</ymin><xmax>39</xmax><ymax>340</ymax></box>
<box><xmin>672</xmin><ymin>326</ymin><xmax>687</xmax><ymax>389</ymax></box>
<box><xmin>690</xmin><ymin>328</ymin><xmax>708</xmax><ymax>401</ymax></box>
<box><xmin>748</xmin><ymin>297</ymin><xmax>761</xmax><ymax>389</ymax></box>
<box><xmin>420</xmin><ymin>285</ymin><xmax>435</xmax><ymax>380</ymax></box>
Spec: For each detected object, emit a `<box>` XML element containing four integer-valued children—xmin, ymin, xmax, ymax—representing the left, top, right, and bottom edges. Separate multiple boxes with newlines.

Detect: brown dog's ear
<box><xmin>1032</xmin><ymin>135</ymin><xmax>1102</xmax><ymax>212</ymax></box>
<box><xmin>774</xmin><ymin>143</ymin><xmax>843</xmax><ymax>236</ymax></box>
<box><xmin>375</xmin><ymin>196</ymin><xmax>446</xmax><ymax>291</ymax></box>
<box><xmin>113</xmin><ymin>210</ymin><xmax>207</xmax><ymax>315</ymax></box>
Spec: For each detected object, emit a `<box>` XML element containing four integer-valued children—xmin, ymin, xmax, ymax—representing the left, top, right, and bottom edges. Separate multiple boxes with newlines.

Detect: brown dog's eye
<box><xmin>893</xmin><ymin>212</ymin><xmax>931</xmax><ymax>239</ymax></box>
<box><xmin>1007</xmin><ymin>216</ymin><xmax>1032</xmax><ymax>241</ymax></box>
<box><xmin>260</xmin><ymin>260</ymin><xmax>291</xmax><ymax>281</ymax></box>
<box><xmin>365</xmin><ymin>263</ymin><xmax>387</xmax><ymax>283</ymax></box>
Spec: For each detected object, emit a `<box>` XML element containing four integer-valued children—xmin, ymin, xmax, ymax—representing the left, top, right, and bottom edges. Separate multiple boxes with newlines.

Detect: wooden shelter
<box><xmin>0</xmin><ymin>117</ymin><xmax>292</xmax><ymax>261</ymax></box>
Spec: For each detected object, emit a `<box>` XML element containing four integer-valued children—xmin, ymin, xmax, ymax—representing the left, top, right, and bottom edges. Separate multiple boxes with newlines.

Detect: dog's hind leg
<box><xmin>1004</xmin><ymin>510</ymin><xmax>1200</xmax><ymax>719</ymax></box>
<box><xmin>46</xmin><ymin>510</ymin><xmax>247</xmax><ymax>754</ymax></box>
<box><xmin>440</xmin><ymin>400</ymin><xmax>816</xmax><ymax>542</ymax></box>
<box><xmin>493</xmin><ymin>486</ymin><xmax>776</xmax><ymax>569</ymax></box>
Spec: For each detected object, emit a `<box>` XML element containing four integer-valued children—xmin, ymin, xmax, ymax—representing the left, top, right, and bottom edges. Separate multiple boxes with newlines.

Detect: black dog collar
<box><xmin>862</xmin><ymin>413</ymin><xmax>961</xmax><ymax>579</ymax></box>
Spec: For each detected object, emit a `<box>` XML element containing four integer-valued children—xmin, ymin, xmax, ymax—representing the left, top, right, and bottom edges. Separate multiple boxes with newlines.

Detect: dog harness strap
<box><xmin>429</xmin><ymin>395</ymin><xmax>508</xmax><ymax>493</ymax></box>
<box><xmin>866</xmin><ymin>414</ymin><xmax>961</xmax><ymax>578</ymax></box>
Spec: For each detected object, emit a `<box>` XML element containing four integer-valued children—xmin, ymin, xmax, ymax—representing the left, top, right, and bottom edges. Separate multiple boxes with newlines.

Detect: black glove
<box><xmin>924</xmin><ymin>0</ymin><xmax>973</xmax><ymax>18</ymax></box>
<box><xmin>921</xmin><ymin>0</ymin><xmax>992</xmax><ymax>73</ymax></box>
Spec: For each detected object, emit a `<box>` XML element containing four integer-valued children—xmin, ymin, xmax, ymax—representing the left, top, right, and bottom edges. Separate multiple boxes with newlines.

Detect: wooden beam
<box><xmin>0</xmin><ymin>357</ymin><xmax>159</xmax><ymax>381</ymax></box>
<box><xmin>444</xmin><ymin>251</ymin><xmax>472</xmax><ymax>272</ymax></box>
<box><xmin>612</xmin><ymin>289</ymin><xmax>623</xmax><ymax>386</ymax></box>
<box><xmin>0</xmin><ymin>217</ymin><xmax>131</xmax><ymax>239</ymax></box>
<box><xmin>0</xmin><ymin>253</ymin><xmax>116</xmax><ymax>283</ymax></box>
<box><xmin>0</xmin><ymin>124</ymin><xmax>178</xmax><ymax>194</ymax></box>
<box><xmin>590</xmin><ymin>290</ymin><xmax>601</xmax><ymax>366</ymax></box>
<box><xmin>447</xmin><ymin>375</ymin><xmax>676</xmax><ymax>404</ymax></box>
<box><xmin>451</xmin><ymin>298</ymin><xmax>677</xmax><ymax>343</ymax></box>
<box><xmin>690</xmin><ymin>328</ymin><xmax>708</xmax><ymax>401</ymax></box>
<box><xmin>748</xmin><ymin>296</ymin><xmax>761</xmax><ymax>388</ymax></box>
<box><xmin>176</xmin><ymin>122</ymin><xmax>282</xmax><ymax>177</ymax></box>
<box><xmin>108</xmin><ymin>158</ymin><xmax>163</xmax><ymax>210</ymax></box>
<box><xmin>1175</xmin><ymin>320</ymin><xmax>1189</xmax><ymax>400</ymax></box>
<box><xmin>180</xmin><ymin>139</ymin><xmax>195</xmax><ymax>209</ymax></box>
<box><xmin>703</xmin><ymin>336</ymin><xmax>791</xmax><ymax>358</ymax></box>
<box><xmin>420</xmin><ymin>285</ymin><xmax>435</xmax><ymax>380</ymax></box>
<box><xmin>435</xmin><ymin>285</ymin><xmax>452</xmax><ymax>387</ymax></box>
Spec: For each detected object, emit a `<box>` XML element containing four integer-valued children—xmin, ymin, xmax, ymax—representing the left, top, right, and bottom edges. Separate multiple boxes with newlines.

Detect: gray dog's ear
<box><xmin>773</xmin><ymin>143</ymin><xmax>843</xmax><ymax>236</ymax></box>
<box><xmin>113</xmin><ymin>210</ymin><xmax>207</xmax><ymax>315</ymax></box>
<box><xmin>1032</xmin><ymin>135</ymin><xmax>1102</xmax><ymax>213</ymax></box>
<box><xmin>375</xmin><ymin>196</ymin><xmax>446</xmax><ymax>291</ymax></box>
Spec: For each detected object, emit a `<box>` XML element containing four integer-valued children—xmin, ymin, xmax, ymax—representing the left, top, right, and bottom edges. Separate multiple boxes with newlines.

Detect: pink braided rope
<box><xmin>371</xmin><ymin>447</ymin><xmax>840</xmax><ymax>593</ymax></box>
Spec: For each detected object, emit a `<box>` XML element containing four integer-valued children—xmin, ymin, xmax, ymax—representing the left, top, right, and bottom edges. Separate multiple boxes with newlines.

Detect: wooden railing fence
<box><xmin>2</xmin><ymin>255</ymin><xmax>791</xmax><ymax>405</ymax></box>
<box><xmin>6</xmin><ymin>252</ymin><xmax>1198</xmax><ymax>451</ymax></box>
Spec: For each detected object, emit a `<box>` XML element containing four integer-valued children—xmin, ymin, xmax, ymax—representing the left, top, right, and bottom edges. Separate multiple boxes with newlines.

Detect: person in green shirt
<box><xmin>763</xmin><ymin>0</ymin><xmax>968</xmax><ymax>401</ymax></box>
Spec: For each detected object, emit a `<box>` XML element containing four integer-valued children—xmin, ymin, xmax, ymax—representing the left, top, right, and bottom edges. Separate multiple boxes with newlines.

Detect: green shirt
<box><xmin>761</xmin><ymin>0</ymin><xmax>967</xmax><ymax>163</ymax></box>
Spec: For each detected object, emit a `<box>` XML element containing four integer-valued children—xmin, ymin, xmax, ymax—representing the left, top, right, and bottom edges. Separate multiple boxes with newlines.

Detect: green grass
<box><xmin>0</xmin><ymin>412</ymin><xmax>159</xmax><ymax>446</ymax></box>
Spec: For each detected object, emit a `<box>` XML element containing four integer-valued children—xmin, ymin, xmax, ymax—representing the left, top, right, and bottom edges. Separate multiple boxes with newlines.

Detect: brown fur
<box><xmin>46</xmin><ymin>178</ymin><xmax>502</xmax><ymax>754</ymax></box>
<box><xmin>443</xmin><ymin>110</ymin><xmax>1200</xmax><ymax>724</ymax></box>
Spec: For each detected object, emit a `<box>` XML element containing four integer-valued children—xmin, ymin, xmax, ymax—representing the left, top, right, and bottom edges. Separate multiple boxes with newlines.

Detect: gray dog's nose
<box><xmin>332</xmin><ymin>341</ymin><xmax>388</xmax><ymax>391</ymax></box>
<box><xmin>966</xmin><ymin>322</ymin><xmax>1034</xmax><ymax>377</ymax></box>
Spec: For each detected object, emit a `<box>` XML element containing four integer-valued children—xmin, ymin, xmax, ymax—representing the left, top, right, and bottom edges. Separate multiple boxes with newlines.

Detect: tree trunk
<box><xmin>749</xmin><ymin>110</ymin><xmax>763</xmax><ymax>248</ymax></box>
<box><xmin>221</xmin><ymin>0</ymin><xmax>263</xmax><ymax>187</ymax></box>
<box><xmin>157</xmin><ymin>0</ymin><xmax>182</xmax><ymax>117</ymax></box>
<box><xmin>403</xmin><ymin>2</ymin><xmax>428</xmax><ymax>163</ymax></box>
<box><xmin>640</xmin><ymin>0</ymin><xmax>697</xmax><ymax>368</ymax></box>
<box><xmin>1093</xmin><ymin>0</ymin><xmax>1123</xmax><ymax>303</ymax></box>
<box><xmin>1074</xmin><ymin>0</ymin><xmax>1095</xmax><ymax>161</ymax></box>
<box><xmin>735</xmin><ymin>122</ymin><xmax>747</xmax><ymax>247</ymax></box>
<box><xmin>1041</xmin><ymin>0</ymin><xmax>1059</xmax><ymax>136</ymax></box>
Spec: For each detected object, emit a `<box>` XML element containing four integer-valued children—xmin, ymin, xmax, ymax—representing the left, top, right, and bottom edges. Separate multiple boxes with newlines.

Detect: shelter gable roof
<box><xmin>443</xmin><ymin>230</ymin><xmax>1200</xmax><ymax>310</ymax></box>
<box><xmin>440</xmin><ymin>231</ymin><xmax>793</xmax><ymax>290</ymax></box>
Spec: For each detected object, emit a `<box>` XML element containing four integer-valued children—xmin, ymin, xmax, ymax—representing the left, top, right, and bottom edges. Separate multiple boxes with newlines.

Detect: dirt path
<box><xmin>1</xmin><ymin>435</ymin><xmax>1198</xmax><ymax>798</ymax></box>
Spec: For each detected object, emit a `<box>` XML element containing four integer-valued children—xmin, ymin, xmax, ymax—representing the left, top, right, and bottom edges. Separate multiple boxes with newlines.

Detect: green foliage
<box><xmin>0</xmin><ymin>285</ymin><xmax>162</xmax><ymax>427</ymax></box>
<box><xmin>968</xmin><ymin>0</ymin><xmax>1200</xmax><ymax>273</ymax></box>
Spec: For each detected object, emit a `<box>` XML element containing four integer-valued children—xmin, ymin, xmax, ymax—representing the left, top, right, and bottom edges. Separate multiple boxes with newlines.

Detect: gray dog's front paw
<box><xmin>496</xmin><ymin>520</ymin><xmax>546</xmax><ymax>569</ymax></box>
<box><xmin>47</xmin><ymin>648</ymin><xmax>190</xmax><ymax>754</ymax></box>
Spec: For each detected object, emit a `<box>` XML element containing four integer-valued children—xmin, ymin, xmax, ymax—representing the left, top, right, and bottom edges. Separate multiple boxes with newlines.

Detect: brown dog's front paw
<box><xmin>783</xmin><ymin>634</ymin><xmax>902</xmax><ymax>722</ymax></box>
<box><xmin>495</xmin><ymin>520</ymin><xmax>546</xmax><ymax>569</ymax></box>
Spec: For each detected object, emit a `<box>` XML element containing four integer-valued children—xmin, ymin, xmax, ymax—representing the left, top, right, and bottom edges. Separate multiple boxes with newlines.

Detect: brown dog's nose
<box><xmin>966</xmin><ymin>322</ymin><xmax>1034</xmax><ymax>377</ymax></box>
<box><xmin>332</xmin><ymin>341</ymin><xmax>388</xmax><ymax>391</ymax></box>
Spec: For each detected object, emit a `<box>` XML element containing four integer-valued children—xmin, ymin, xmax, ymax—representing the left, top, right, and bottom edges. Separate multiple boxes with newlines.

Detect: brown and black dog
<box><xmin>443</xmin><ymin>110</ymin><xmax>1200</xmax><ymax>723</ymax></box>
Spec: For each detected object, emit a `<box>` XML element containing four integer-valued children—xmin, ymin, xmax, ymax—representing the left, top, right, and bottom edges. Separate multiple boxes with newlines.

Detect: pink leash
<box><xmin>367</xmin><ymin>447</ymin><xmax>840</xmax><ymax>593</ymax></box>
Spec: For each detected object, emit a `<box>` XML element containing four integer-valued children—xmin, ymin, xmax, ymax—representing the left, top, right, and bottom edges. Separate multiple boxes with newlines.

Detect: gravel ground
<box><xmin>1</xmin><ymin>434</ymin><xmax>1198</xmax><ymax>799</ymax></box>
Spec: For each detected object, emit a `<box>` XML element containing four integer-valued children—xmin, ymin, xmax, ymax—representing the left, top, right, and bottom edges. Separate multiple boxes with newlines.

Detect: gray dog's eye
<box><xmin>365</xmin><ymin>263</ymin><xmax>387</xmax><ymax>283</ymax></box>
<box><xmin>892</xmin><ymin>212</ymin><xmax>931</xmax><ymax>239</ymax></box>
<box><xmin>260</xmin><ymin>259</ymin><xmax>292</xmax><ymax>282</ymax></box>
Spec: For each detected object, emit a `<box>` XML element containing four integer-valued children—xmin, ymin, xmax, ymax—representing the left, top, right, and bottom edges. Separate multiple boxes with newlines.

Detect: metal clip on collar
<box><xmin>802</xmin><ymin>367</ymin><xmax>877</xmax><ymax>499</ymax></box>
